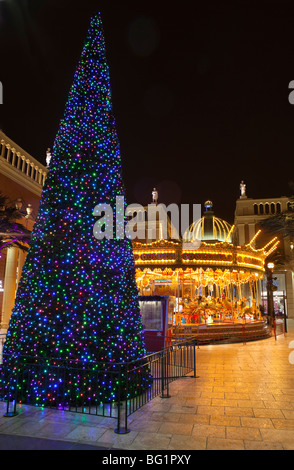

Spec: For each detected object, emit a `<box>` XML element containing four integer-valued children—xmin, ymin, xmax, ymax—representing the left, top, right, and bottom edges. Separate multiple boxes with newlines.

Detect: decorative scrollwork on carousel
<box><xmin>182</xmin><ymin>251</ymin><xmax>233</xmax><ymax>264</ymax></box>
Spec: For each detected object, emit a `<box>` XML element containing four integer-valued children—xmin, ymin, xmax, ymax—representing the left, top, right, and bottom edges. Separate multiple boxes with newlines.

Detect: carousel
<box><xmin>134</xmin><ymin>201</ymin><xmax>279</xmax><ymax>341</ymax></box>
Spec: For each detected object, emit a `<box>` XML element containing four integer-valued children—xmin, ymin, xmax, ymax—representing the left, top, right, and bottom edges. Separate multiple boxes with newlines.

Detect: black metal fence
<box><xmin>272</xmin><ymin>316</ymin><xmax>287</xmax><ymax>338</ymax></box>
<box><xmin>0</xmin><ymin>338</ymin><xmax>197</xmax><ymax>434</ymax></box>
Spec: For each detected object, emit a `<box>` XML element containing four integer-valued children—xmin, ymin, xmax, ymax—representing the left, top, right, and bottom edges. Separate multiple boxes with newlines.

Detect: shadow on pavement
<box><xmin>0</xmin><ymin>433</ymin><xmax>110</xmax><ymax>450</ymax></box>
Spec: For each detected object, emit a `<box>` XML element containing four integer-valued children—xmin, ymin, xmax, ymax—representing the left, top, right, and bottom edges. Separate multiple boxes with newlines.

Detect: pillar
<box><xmin>17</xmin><ymin>249</ymin><xmax>26</xmax><ymax>285</ymax></box>
<box><xmin>17</xmin><ymin>155</ymin><xmax>22</xmax><ymax>170</ymax></box>
<box><xmin>1</xmin><ymin>247</ymin><xmax>18</xmax><ymax>331</ymax></box>
<box><xmin>11</xmin><ymin>148</ymin><xmax>16</xmax><ymax>166</ymax></box>
<box><xmin>6</xmin><ymin>145</ymin><xmax>11</xmax><ymax>164</ymax></box>
<box><xmin>21</xmin><ymin>156</ymin><xmax>25</xmax><ymax>172</ymax></box>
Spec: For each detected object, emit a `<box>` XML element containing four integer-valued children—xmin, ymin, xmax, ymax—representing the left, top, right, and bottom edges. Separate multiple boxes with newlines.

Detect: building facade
<box><xmin>0</xmin><ymin>130</ymin><xmax>47</xmax><ymax>331</ymax></box>
<box><xmin>234</xmin><ymin>182</ymin><xmax>294</xmax><ymax>319</ymax></box>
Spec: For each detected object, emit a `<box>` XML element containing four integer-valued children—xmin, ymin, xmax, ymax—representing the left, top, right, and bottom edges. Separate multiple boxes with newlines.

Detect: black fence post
<box><xmin>193</xmin><ymin>341</ymin><xmax>198</xmax><ymax>379</ymax></box>
<box><xmin>161</xmin><ymin>351</ymin><xmax>171</xmax><ymax>399</ymax></box>
<box><xmin>273</xmin><ymin>317</ymin><xmax>277</xmax><ymax>340</ymax></box>
<box><xmin>114</xmin><ymin>363</ymin><xmax>130</xmax><ymax>435</ymax></box>
<box><xmin>3</xmin><ymin>357</ymin><xmax>19</xmax><ymax>418</ymax></box>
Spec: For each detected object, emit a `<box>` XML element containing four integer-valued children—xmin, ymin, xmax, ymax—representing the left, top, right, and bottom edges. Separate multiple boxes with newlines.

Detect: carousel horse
<box><xmin>222</xmin><ymin>296</ymin><xmax>242</xmax><ymax>320</ymax></box>
<box><xmin>214</xmin><ymin>297</ymin><xmax>224</xmax><ymax>320</ymax></box>
<box><xmin>236</xmin><ymin>297</ymin><xmax>247</xmax><ymax>319</ymax></box>
<box><xmin>182</xmin><ymin>298</ymin><xmax>202</xmax><ymax>324</ymax></box>
<box><xmin>242</xmin><ymin>299</ymin><xmax>261</xmax><ymax>320</ymax></box>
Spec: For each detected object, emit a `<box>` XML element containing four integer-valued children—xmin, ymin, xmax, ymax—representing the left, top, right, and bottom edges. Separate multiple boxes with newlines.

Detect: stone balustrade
<box><xmin>0</xmin><ymin>130</ymin><xmax>47</xmax><ymax>187</ymax></box>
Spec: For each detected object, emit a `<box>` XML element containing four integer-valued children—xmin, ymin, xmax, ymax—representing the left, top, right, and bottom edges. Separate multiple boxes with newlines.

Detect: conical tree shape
<box><xmin>1</xmin><ymin>13</ymin><xmax>148</xmax><ymax>405</ymax></box>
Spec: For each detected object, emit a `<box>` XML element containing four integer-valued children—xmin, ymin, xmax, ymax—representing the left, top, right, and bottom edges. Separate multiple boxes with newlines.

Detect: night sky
<box><xmin>0</xmin><ymin>0</ymin><xmax>294</xmax><ymax>223</ymax></box>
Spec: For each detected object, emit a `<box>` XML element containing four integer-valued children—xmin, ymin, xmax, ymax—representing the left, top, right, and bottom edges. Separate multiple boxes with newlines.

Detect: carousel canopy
<box><xmin>133</xmin><ymin>233</ymin><xmax>279</xmax><ymax>275</ymax></box>
<box><xmin>183</xmin><ymin>201</ymin><xmax>233</xmax><ymax>243</ymax></box>
<box><xmin>132</xmin><ymin>200</ymin><xmax>280</xmax><ymax>285</ymax></box>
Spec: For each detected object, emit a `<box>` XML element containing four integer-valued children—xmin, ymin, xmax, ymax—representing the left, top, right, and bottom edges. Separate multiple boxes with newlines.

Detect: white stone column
<box><xmin>11</xmin><ymin>148</ymin><xmax>16</xmax><ymax>166</ymax></box>
<box><xmin>38</xmin><ymin>169</ymin><xmax>42</xmax><ymax>184</ymax></box>
<box><xmin>15</xmin><ymin>152</ymin><xmax>21</xmax><ymax>169</ymax></box>
<box><xmin>21</xmin><ymin>156</ymin><xmax>25</xmax><ymax>172</ymax></box>
<box><xmin>17</xmin><ymin>155</ymin><xmax>22</xmax><ymax>170</ymax></box>
<box><xmin>6</xmin><ymin>145</ymin><xmax>11</xmax><ymax>163</ymax></box>
<box><xmin>1</xmin><ymin>247</ymin><xmax>18</xmax><ymax>331</ymax></box>
<box><xmin>17</xmin><ymin>249</ymin><xmax>26</xmax><ymax>286</ymax></box>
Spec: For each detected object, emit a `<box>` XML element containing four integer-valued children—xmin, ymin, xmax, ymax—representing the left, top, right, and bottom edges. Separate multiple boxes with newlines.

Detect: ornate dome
<box><xmin>183</xmin><ymin>201</ymin><xmax>233</xmax><ymax>243</ymax></box>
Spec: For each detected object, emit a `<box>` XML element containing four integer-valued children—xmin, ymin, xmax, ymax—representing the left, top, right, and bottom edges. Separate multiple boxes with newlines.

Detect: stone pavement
<box><xmin>0</xmin><ymin>320</ymin><xmax>294</xmax><ymax>450</ymax></box>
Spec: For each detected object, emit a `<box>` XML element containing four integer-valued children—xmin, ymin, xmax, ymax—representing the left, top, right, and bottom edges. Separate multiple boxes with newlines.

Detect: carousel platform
<box><xmin>172</xmin><ymin>319</ymin><xmax>271</xmax><ymax>345</ymax></box>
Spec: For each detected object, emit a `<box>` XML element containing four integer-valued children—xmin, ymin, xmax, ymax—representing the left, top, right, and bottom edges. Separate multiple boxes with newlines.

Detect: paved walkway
<box><xmin>0</xmin><ymin>320</ymin><xmax>294</xmax><ymax>450</ymax></box>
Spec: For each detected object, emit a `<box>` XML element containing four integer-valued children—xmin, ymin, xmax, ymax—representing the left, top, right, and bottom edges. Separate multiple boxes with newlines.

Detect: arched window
<box><xmin>265</xmin><ymin>203</ymin><xmax>270</xmax><ymax>215</ymax></box>
<box><xmin>271</xmin><ymin>203</ymin><xmax>275</xmax><ymax>214</ymax></box>
<box><xmin>259</xmin><ymin>204</ymin><xmax>264</xmax><ymax>215</ymax></box>
<box><xmin>277</xmin><ymin>203</ymin><xmax>281</xmax><ymax>213</ymax></box>
<box><xmin>254</xmin><ymin>204</ymin><xmax>258</xmax><ymax>215</ymax></box>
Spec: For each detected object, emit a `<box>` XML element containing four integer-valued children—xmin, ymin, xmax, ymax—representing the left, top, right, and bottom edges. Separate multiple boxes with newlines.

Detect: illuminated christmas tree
<box><xmin>1</xmin><ymin>13</ymin><xmax>148</xmax><ymax>405</ymax></box>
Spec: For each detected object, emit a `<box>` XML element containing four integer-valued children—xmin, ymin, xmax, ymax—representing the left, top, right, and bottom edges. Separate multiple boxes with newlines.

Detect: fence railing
<box><xmin>0</xmin><ymin>338</ymin><xmax>197</xmax><ymax>434</ymax></box>
<box><xmin>272</xmin><ymin>316</ymin><xmax>286</xmax><ymax>339</ymax></box>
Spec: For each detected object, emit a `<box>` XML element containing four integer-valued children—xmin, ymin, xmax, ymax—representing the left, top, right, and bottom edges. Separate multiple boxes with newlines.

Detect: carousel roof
<box><xmin>132</xmin><ymin>198</ymin><xmax>280</xmax><ymax>275</ymax></box>
<box><xmin>183</xmin><ymin>201</ymin><xmax>233</xmax><ymax>243</ymax></box>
